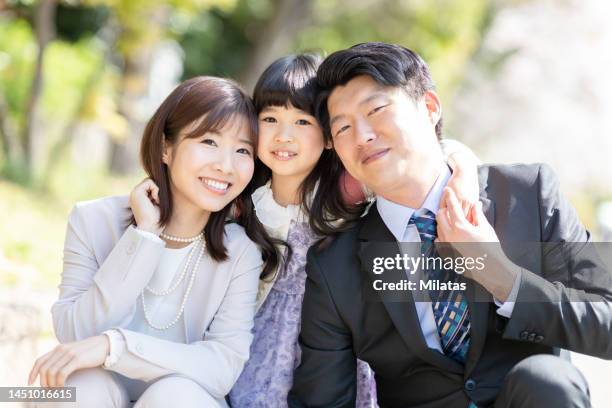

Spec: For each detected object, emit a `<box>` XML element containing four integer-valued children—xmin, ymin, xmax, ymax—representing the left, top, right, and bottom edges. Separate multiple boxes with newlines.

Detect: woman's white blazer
<box><xmin>51</xmin><ymin>195</ymin><xmax>262</xmax><ymax>400</ymax></box>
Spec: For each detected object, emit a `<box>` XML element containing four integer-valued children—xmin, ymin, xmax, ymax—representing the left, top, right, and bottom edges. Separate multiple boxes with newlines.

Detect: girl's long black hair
<box><xmin>252</xmin><ymin>54</ymin><xmax>366</xmax><ymax>246</ymax></box>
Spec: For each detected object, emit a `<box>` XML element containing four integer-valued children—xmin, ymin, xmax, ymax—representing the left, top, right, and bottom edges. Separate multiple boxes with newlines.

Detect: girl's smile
<box><xmin>271</xmin><ymin>149</ymin><xmax>298</xmax><ymax>161</ymax></box>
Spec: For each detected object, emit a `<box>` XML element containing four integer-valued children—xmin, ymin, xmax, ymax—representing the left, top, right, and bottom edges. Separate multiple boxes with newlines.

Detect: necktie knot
<box><xmin>408</xmin><ymin>208</ymin><xmax>437</xmax><ymax>244</ymax></box>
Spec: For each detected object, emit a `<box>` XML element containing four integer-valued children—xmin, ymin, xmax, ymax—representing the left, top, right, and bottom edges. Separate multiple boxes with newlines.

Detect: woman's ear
<box><xmin>324</xmin><ymin>139</ymin><xmax>333</xmax><ymax>149</ymax></box>
<box><xmin>162</xmin><ymin>135</ymin><xmax>172</xmax><ymax>165</ymax></box>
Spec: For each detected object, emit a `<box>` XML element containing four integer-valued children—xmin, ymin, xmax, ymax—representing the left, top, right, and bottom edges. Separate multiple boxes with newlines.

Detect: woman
<box><xmin>28</xmin><ymin>76</ymin><xmax>279</xmax><ymax>408</ymax></box>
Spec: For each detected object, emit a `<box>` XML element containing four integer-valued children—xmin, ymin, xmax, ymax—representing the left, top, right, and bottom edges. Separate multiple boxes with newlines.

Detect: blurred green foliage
<box><xmin>1</xmin><ymin>0</ymin><xmax>492</xmax><ymax>179</ymax></box>
<box><xmin>42</xmin><ymin>39</ymin><xmax>105</xmax><ymax>121</ymax></box>
<box><xmin>179</xmin><ymin>2</ymin><xmax>265</xmax><ymax>79</ymax></box>
<box><xmin>295</xmin><ymin>0</ymin><xmax>490</xmax><ymax>102</ymax></box>
<box><xmin>55</xmin><ymin>3</ymin><xmax>110</xmax><ymax>42</ymax></box>
<box><xmin>0</xmin><ymin>19</ymin><xmax>35</xmax><ymax>126</ymax></box>
<box><xmin>177</xmin><ymin>0</ymin><xmax>491</xmax><ymax>100</ymax></box>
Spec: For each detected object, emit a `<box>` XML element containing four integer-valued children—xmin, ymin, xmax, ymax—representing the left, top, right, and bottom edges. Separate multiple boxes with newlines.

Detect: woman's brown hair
<box><xmin>136</xmin><ymin>76</ymin><xmax>280</xmax><ymax>278</ymax></box>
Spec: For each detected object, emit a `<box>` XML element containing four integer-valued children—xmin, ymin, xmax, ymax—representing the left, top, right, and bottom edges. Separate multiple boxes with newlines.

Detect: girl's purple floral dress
<box><xmin>229</xmin><ymin>183</ymin><xmax>377</xmax><ymax>407</ymax></box>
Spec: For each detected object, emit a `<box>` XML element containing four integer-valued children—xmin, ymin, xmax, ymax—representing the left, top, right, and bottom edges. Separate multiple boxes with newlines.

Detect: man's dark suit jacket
<box><xmin>288</xmin><ymin>164</ymin><xmax>612</xmax><ymax>408</ymax></box>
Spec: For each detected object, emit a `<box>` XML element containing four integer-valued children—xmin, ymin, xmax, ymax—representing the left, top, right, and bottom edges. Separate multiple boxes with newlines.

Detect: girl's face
<box><xmin>163</xmin><ymin>115</ymin><xmax>255</xmax><ymax>214</ymax></box>
<box><xmin>257</xmin><ymin>104</ymin><xmax>328</xmax><ymax>181</ymax></box>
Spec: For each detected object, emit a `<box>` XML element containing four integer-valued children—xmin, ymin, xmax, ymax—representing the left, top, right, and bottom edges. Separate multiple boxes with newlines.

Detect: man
<box><xmin>288</xmin><ymin>42</ymin><xmax>612</xmax><ymax>407</ymax></box>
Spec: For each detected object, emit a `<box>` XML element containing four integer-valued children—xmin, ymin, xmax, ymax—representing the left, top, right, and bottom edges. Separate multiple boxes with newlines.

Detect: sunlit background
<box><xmin>1</xmin><ymin>0</ymin><xmax>611</xmax><ymax>406</ymax></box>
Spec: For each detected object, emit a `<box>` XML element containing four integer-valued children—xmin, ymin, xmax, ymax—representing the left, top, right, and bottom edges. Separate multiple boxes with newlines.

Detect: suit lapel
<box><xmin>357</xmin><ymin>206</ymin><xmax>463</xmax><ymax>373</ymax></box>
<box><xmin>464</xmin><ymin>280</ymin><xmax>491</xmax><ymax>375</ymax></box>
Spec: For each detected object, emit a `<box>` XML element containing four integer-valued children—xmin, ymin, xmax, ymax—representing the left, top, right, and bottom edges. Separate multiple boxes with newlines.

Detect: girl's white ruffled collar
<box><xmin>251</xmin><ymin>181</ymin><xmax>308</xmax><ymax>236</ymax></box>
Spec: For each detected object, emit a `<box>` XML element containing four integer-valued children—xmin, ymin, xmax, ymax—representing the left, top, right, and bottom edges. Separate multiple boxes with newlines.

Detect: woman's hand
<box><xmin>446</xmin><ymin>150</ymin><xmax>480</xmax><ymax>217</ymax></box>
<box><xmin>28</xmin><ymin>335</ymin><xmax>110</xmax><ymax>388</ymax></box>
<box><xmin>130</xmin><ymin>178</ymin><xmax>162</xmax><ymax>234</ymax></box>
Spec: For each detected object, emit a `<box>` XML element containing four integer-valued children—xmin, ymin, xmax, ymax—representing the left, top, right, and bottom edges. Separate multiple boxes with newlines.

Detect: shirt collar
<box><xmin>251</xmin><ymin>180</ymin><xmax>307</xmax><ymax>235</ymax></box>
<box><xmin>376</xmin><ymin>164</ymin><xmax>451</xmax><ymax>241</ymax></box>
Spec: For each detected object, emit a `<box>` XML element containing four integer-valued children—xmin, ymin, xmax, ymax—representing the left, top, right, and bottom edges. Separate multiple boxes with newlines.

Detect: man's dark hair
<box><xmin>315</xmin><ymin>42</ymin><xmax>442</xmax><ymax>141</ymax></box>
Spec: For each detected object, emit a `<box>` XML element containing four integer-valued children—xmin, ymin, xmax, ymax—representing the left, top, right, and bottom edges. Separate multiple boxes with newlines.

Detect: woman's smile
<box><xmin>199</xmin><ymin>176</ymin><xmax>232</xmax><ymax>195</ymax></box>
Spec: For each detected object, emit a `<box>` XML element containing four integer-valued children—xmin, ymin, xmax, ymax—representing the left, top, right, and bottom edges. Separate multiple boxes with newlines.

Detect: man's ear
<box><xmin>423</xmin><ymin>90</ymin><xmax>442</xmax><ymax>127</ymax></box>
<box><xmin>162</xmin><ymin>135</ymin><xmax>172</xmax><ymax>165</ymax></box>
<box><xmin>324</xmin><ymin>139</ymin><xmax>333</xmax><ymax>149</ymax></box>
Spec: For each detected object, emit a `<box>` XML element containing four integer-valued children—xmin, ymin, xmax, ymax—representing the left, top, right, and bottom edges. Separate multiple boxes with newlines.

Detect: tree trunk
<box><xmin>41</xmin><ymin>56</ymin><xmax>108</xmax><ymax>184</ymax></box>
<box><xmin>108</xmin><ymin>5</ymin><xmax>169</xmax><ymax>176</ymax></box>
<box><xmin>21</xmin><ymin>0</ymin><xmax>57</xmax><ymax>179</ymax></box>
<box><xmin>108</xmin><ymin>48</ymin><xmax>153</xmax><ymax>175</ymax></box>
<box><xmin>238</xmin><ymin>0</ymin><xmax>315</xmax><ymax>92</ymax></box>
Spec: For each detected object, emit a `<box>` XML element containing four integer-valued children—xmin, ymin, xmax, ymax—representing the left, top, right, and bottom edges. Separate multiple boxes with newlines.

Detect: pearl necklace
<box><xmin>141</xmin><ymin>238</ymin><xmax>205</xmax><ymax>331</ymax></box>
<box><xmin>160</xmin><ymin>231</ymin><xmax>204</xmax><ymax>243</ymax></box>
<box><xmin>145</xmin><ymin>240</ymin><xmax>198</xmax><ymax>296</ymax></box>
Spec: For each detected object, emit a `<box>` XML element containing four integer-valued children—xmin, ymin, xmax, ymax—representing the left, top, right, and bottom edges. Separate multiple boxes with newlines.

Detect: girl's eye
<box><xmin>368</xmin><ymin>105</ymin><xmax>387</xmax><ymax>116</ymax></box>
<box><xmin>261</xmin><ymin>117</ymin><xmax>277</xmax><ymax>123</ymax></box>
<box><xmin>296</xmin><ymin>119</ymin><xmax>312</xmax><ymax>126</ymax></box>
<box><xmin>335</xmin><ymin>125</ymin><xmax>350</xmax><ymax>137</ymax></box>
<box><xmin>202</xmin><ymin>138</ymin><xmax>217</xmax><ymax>146</ymax></box>
<box><xmin>237</xmin><ymin>148</ymin><xmax>252</xmax><ymax>156</ymax></box>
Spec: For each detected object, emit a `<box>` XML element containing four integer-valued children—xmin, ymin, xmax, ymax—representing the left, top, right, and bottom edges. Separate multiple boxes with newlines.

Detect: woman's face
<box><xmin>163</xmin><ymin>115</ymin><xmax>255</xmax><ymax>214</ymax></box>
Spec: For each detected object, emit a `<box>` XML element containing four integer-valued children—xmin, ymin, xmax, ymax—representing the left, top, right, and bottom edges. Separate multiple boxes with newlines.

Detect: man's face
<box><xmin>327</xmin><ymin>75</ymin><xmax>442</xmax><ymax>197</ymax></box>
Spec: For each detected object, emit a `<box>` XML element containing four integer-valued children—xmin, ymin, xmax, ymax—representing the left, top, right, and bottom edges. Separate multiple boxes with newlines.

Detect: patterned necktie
<box><xmin>408</xmin><ymin>208</ymin><xmax>471</xmax><ymax>364</ymax></box>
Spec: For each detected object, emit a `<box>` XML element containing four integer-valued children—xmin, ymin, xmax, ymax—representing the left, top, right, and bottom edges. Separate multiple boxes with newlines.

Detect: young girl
<box><xmin>28</xmin><ymin>76</ymin><xmax>279</xmax><ymax>408</ymax></box>
<box><xmin>229</xmin><ymin>55</ymin><xmax>479</xmax><ymax>407</ymax></box>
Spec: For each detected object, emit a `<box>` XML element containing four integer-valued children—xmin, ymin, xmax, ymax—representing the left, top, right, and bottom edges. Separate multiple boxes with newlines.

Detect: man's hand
<box><xmin>28</xmin><ymin>335</ymin><xmax>110</xmax><ymax>388</ymax></box>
